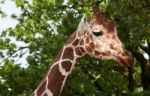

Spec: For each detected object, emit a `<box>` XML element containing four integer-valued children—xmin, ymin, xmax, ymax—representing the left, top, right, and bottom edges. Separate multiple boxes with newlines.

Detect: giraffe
<box><xmin>33</xmin><ymin>6</ymin><xmax>132</xmax><ymax>96</ymax></box>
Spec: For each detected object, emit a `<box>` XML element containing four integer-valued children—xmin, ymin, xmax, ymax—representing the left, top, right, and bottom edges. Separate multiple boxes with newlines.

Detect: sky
<box><xmin>0</xmin><ymin>0</ymin><xmax>21</xmax><ymax>32</ymax></box>
<box><xmin>0</xmin><ymin>0</ymin><xmax>29</xmax><ymax>67</ymax></box>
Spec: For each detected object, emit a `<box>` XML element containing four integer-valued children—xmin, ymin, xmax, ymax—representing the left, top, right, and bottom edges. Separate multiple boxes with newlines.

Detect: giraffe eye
<box><xmin>92</xmin><ymin>29</ymin><xmax>103</xmax><ymax>36</ymax></box>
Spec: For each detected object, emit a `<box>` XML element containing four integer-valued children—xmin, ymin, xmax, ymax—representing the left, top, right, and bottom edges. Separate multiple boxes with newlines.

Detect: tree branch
<box><xmin>0</xmin><ymin>46</ymin><xmax>28</xmax><ymax>65</ymax></box>
<box><xmin>80</xmin><ymin>64</ymin><xmax>104</xmax><ymax>92</ymax></box>
<box><xmin>131</xmin><ymin>51</ymin><xmax>150</xmax><ymax>90</ymax></box>
<box><xmin>127</xmin><ymin>68</ymin><xmax>134</xmax><ymax>92</ymax></box>
<box><xmin>131</xmin><ymin>51</ymin><xmax>147</xmax><ymax>69</ymax></box>
<box><xmin>95</xmin><ymin>0</ymin><xmax>102</xmax><ymax>7</ymax></box>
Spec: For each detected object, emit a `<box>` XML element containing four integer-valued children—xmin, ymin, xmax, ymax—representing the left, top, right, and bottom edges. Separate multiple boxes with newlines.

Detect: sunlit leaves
<box><xmin>15</xmin><ymin>0</ymin><xmax>23</xmax><ymax>7</ymax></box>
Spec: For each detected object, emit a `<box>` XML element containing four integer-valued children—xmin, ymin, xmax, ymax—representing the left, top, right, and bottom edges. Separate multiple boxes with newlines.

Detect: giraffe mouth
<box><xmin>116</xmin><ymin>50</ymin><xmax>133</xmax><ymax>68</ymax></box>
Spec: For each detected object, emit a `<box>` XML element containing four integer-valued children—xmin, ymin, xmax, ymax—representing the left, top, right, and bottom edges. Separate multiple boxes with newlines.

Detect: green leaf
<box><xmin>47</xmin><ymin>0</ymin><xmax>55</xmax><ymax>5</ymax></box>
<box><xmin>15</xmin><ymin>0</ymin><xmax>23</xmax><ymax>6</ymax></box>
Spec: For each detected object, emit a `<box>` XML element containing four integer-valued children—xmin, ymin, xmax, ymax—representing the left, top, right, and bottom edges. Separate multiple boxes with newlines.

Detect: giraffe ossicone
<box><xmin>33</xmin><ymin>6</ymin><xmax>132</xmax><ymax>96</ymax></box>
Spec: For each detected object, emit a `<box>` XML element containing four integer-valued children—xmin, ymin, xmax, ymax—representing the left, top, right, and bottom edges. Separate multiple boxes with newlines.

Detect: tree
<box><xmin>0</xmin><ymin>0</ymin><xmax>150</xmax><ymax>96</ymax></box>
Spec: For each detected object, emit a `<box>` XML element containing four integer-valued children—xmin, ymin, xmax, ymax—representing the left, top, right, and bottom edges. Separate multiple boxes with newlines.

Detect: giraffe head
<box><xmin>76</xmin><ymin>6</ymin><xmax>132</xmax><ymax>68</ymax></box>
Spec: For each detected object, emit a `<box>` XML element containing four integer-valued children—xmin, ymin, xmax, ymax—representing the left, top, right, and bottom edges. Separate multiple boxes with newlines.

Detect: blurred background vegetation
<box><xmin>0</xmin><ymin>0</ymin><xmax>150</xmax><ymax>96</ymax></box>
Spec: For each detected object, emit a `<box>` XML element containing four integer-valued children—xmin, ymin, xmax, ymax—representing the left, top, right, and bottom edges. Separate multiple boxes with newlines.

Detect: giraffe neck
<box><xmin>33</xmin><ymin>32</ymin><xmax>86</xmax><ymax>96</ymax></box>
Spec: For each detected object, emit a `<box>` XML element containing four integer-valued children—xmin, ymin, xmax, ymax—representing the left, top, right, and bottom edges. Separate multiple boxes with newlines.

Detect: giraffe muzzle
<box><xmin>116</xmin><ymin>50</ymin><xmax>133</xmax><ymax>68</ymax></box>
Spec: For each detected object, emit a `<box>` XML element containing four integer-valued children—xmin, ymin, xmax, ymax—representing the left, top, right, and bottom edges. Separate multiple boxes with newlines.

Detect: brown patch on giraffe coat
<box><xmin>36</xmin><ymin>80</ymin><xmax>47</xmax><ymax>96</ymax></box>
<box><xmin>85</xmin><ymin>45</ymin><xmax>92</xmax><ymax>53</ymax></box>
<box><xmin>80</xmin><ymin>47</ymin><xmax>86</xmax><ymax>53</ymax></box>
<box><xmin>77</xmin><ymin>32</ymin><xmax>81</xmax><ymax>37</ymax></box>
<box><xmin>94</xmin><ymin>50</ymin><xmax>101</xmax><ymax>55</ymax></box>
<box><xmin>79</xmin><ymin>39</ymin><xmax>84</xmax><ymax>45</ymax></box>
<box><xmin>86</xmin><ymin>32</ymin><xmax>89</xmax><ymax>35</ymax></box>
<box><xmin>62</xmin><ymin>47</ymin><xmax>74</xmax><ymax>60</ymax></box>
<box><xmin>85</xmin><ymin>37</ymin><xmax>89</xmax><ymax>43</ymax></box>
<box><xmin>61</xmin><ymin>61</ymin><xmax>72</xmax><ymax>72</ymax></box>
<box><xmin>84</xmin><ymin>31</ymin><xmax>86</xmax><ymax>34</ymax></box>
<box><xmin>72</xmin><ymin>39</ymin><xmax>79</xmax><ymax>46</ymax></box>
<box><xmin>102</xmin><ymin>51</ymin><xmax>111</xmax><ymax>57</ymax></box>
<box><xmin>106</xmin><ymin>51</ymin><xmax>111</xmax><ymax>55</ymax></box>
<box><xmin>48</xmin><ymin>64</ymin><xmax>65</xmax><ymax>96</ymax></box>
<box><xmin>89</xmin><ymin>34</ymin><xmax>93</xmax><ymax>40</ymax></box>
<box><xmin>75</xmin><ymin>47</ymin><xmax>83</xmax><ymax>56</ymax></box>
<box><xmin>89</xmin><ymin>42</ymin><xmax>95</xmax><ymax>48</ymax></box>
<box><xmin>95</xmin><ymin>44</ymin><xmax>101</xmax><ymax>48</ymax></box>
<box><xmin>101</xmin><ymin>52</ymin><xmax>107</xmax><ymax>56</ymax></box>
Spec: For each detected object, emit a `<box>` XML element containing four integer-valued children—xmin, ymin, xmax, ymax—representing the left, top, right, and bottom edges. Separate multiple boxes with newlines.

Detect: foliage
<box><xmin>0</xmin><ymin>0</ymin><xmax>150</xmax><ymax>96</ymax></box>
<box><xmin>0</xmin><ymin>0</ymin><xmax>6</xmax><ymax>18</ymax></box>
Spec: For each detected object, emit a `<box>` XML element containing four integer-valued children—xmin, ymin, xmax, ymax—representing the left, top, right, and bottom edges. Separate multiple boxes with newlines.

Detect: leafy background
<box><xmin>0</xmin><ymin>0</ymin><xmax>150</xmax><ymax>96</ymax></box>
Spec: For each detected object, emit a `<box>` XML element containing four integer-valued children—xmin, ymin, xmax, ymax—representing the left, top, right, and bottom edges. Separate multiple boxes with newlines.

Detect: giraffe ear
<box><xmin>77</xmin><ymin>14</ymin><xmax>87</xmax><ymax>34</ymax></box>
